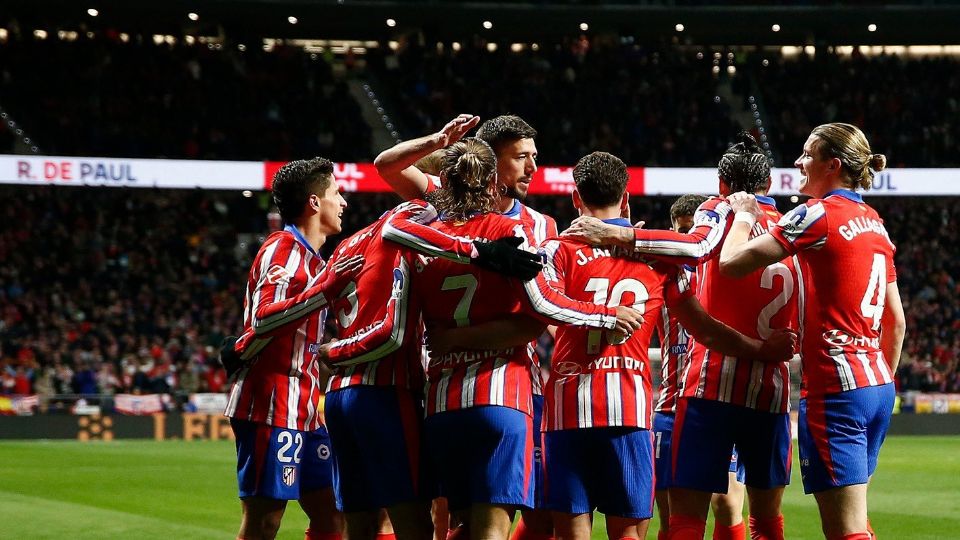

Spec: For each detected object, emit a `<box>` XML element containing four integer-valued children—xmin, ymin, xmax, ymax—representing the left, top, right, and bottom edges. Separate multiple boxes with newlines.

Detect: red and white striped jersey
<box><xmin>324</xmin><ymin>200</ymin><xmax>482</xmax><ymax>391</ymax></box>
<box><xmin>505</xmin><ymin>200</ymin><xmax>559</xmax><ymax>396</ymax></box>
<box><xmin>225</xmin><ymin>225</ymin><xmax>331</xmax><ymax>431</ymax></box>
<box><xmin>681</xmin><ymin>197</ymin><xmax>798</xmax><ymax>413</ymax></box>
<box><xmin>418</xmin><ymin>213</ymin><xmax>617</xmax><ymax>417</ymax></box>
<box><xmin>768</xmin><ymin>189</ymin><xmax>897</xmax><ymax>398</ymax></box>
<box><xmin>629</xmin><ymin>196</ymin><xmax>732</xmax><ymax>266</ymax></box>
<box><xmin>654</xmin><ymin>269</ymin><xmax>695</xmax><ymax>414</ymax></box>
<box><xmin>541</xmin><ymin>218</ymin><xmax>696</xmax><ymax>431</ymax></box>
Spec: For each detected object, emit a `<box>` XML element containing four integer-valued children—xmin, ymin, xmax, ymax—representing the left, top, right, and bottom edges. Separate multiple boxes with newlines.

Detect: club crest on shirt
<box><xmin>391</xmin><ymin>268</ymin><xmax>405</xmax><ymax>299</ymax></box>
<box><xmin>266</xmin><ymin>265</ymin><xmax>292</xmax><ymax>285</ymax></box>
<box><xmin>282</xmin><ymin>465</ymin><xmax>296</xmax><ymax>487</ymax></box>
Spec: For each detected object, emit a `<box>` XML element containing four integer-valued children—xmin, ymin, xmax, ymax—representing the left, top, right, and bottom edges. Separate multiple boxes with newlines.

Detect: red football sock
<box><xmin>668</xmin><ymin>515</ymin><xmax>706</xmax><ymax>540</ymax></box>
<box><xmin>713</xmin><ymin>521</ymin><xmax>746</xmax><ymax>540</ymax></box>
<box><xmin>376</xmin><ymin>534</ymin><xmax>397</xmax><ymax>540</ymax></box>
<box><xmin>659</xmin><ymin>530</ymin><xmax>670</xmax><ymax>540</ymax></box>
<box><xmin>511</xmin><ymin>517</ymin><xmax>554</xmax><ymax>540</ymax></box>
<box><xmin>304</xmin><ymin>531</ymin><xmax>342</xmax><ymax>540</ymax></box>
<box><xmin>748</xmin><ymin>514</ymin><xmax>784</xmax><ymax>540</ymax></box>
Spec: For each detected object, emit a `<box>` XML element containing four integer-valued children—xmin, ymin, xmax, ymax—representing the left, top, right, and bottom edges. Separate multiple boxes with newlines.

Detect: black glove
<box><xmin>219</xmin><ymin>336</ymin><xmax>243</xmax><ymax>379</ymax></box>
<box><xmin>472</xmin><ymin>236</ymin><xmax>543</xmax><ymax>281</ymax></box>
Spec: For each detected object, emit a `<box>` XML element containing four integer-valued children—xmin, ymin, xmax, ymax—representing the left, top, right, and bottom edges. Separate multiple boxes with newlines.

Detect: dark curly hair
<box><xmin>476</xmin><ymin>114</ymin><xmax>537</xmax><ymax>152</ymax></box>
<box><xmin>717</xmin><ymin>131</ymin><xmax>770</xmax><ymax>194</ymax></box>
<box><xmin>670</xmin><ymin>194</ymin><xmax>709</xmax><ymax>222</ymax></box>
<box><xmin>572</xmin><ymin>151</ymin><xmax>629</xmax><ymax>208</ymax></box>
<box><xmin>271</xmin><ymin>157</ymin><xmax>334</xmax><ymax>224</ymax></box>
<box><xmin>428</xmin><ymin>138</ymin><xmax>498</xmax><ymax>222</ymax></box>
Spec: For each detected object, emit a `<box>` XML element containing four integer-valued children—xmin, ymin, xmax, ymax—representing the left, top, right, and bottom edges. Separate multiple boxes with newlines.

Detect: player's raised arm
<box><xmin>561</xmin><ymin>197</ymin><xmax>733</xmax><ymax>266</ymax></box>
<box><xmin>374</xmin><ymin>114</ymin><xmax>480</xmax><ymax>200</ymax></box>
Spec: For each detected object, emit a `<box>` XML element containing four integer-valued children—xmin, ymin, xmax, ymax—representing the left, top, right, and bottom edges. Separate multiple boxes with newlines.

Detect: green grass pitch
<box><xmin>1</xmin><ymin>436</ymin><xmax>958</xmax><ymax>539</ymax></box>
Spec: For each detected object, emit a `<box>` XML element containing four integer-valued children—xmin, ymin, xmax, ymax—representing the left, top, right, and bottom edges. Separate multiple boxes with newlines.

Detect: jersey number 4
<box><xmin>860</xmin><ymin>253</ymin><xmax>888</xmax><ymax>331</ymax></box>
<box><xmin>584</xmin><ymin>277</ymin><xmax>649</xmax><ymax>354</ymax></box>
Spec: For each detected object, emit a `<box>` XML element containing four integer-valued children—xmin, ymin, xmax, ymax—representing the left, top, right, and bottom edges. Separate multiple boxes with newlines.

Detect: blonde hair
<box><xmin>810</xmin><ymin>123</ymin><xmax>887</xmax><ymax>191</ymax></box>
<box><xmin>429</xmin><ymin>138</ymin><xmax>498</xmax><ymax>222</ymax></box>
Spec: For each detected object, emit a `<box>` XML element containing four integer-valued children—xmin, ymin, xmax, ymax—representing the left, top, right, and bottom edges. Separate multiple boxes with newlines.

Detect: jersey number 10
<box><xmin>584</xmin><ymin>277</ymin><xmax>649</xmax><ymax>354</ymax></box>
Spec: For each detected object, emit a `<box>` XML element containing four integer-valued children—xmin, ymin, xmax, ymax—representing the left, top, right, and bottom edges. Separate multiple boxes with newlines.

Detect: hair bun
<box><xmin>870</xmin><ymin>153</ymin><xmax>887</xmax><ymax>172</ymax></box>
<box><xmin>728</xmin><ymin>130</ymin><xmax>762</xmax><ymax>155</ymax></box>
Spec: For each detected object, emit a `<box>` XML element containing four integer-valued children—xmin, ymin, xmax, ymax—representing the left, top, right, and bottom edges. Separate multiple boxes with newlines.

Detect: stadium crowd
<box><xmin>1</xmin><ymin>187</ymin><xmax>957</xmax><ymax>399</ymax></box>
<box><xmin>367</xmin><ymin>38</ymin><xmax>739</xmax><ymax>166</ymax></box>
<box><xmin>755</xmin><ymin>50</ymin><xmax>960</xmax><ymax>168</ymax></box>
<box><xmin>0</xmin><ymin>34</ymin><xmax>371</xmax><ymax>161</ymax></box>
<box><xmin>2</xmin><ymin>31</ymin><xmax>959</xmax><ymax>168</ymax></box>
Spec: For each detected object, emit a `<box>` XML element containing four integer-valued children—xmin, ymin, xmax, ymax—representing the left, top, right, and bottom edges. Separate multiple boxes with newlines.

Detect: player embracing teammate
<box><xmin>565</xmin><ymin>134</ymin><xmax>800</xmax><ymax>540</ymax></box>
<box><xmin>721</xmin><ymin>123</ymin><xmax>904</xmax><ymax>540</ymax></box>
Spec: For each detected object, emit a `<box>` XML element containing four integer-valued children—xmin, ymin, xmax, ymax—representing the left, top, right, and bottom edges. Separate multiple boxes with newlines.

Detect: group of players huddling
<box><xmin>221</xmin><ymin>113</ymin><xmax>905</xmax><ymax>540</ymax></box>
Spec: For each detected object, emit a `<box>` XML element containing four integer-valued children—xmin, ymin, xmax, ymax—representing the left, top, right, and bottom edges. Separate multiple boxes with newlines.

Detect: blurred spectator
<box><xmin>756</xmin><ymin>51</ymin><xmax>960</xmax><ymax>167</ymax></box>
<box><xmin>0</xmin><ymin>34</ymin><xmax>372</xmax><ymax>161</ymax></box>
<box><xmin>368</xmin><ymin>37</ymin><xmax>741</xmax><ymax>166</ymax></box>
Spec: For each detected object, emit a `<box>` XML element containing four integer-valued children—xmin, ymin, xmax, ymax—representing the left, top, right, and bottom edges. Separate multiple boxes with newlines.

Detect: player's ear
<box><xmin>572</xmin><ymin>189</ymin><xmax>584</xmax><ymax>216</ymax></box>
<box><xmin>620</xmin><ymin>192</ymin><xmax>629</xmax><ymax>211</ymax></box>
<box><xmin>764</xmin><ymin>176</ymin><xmax>772</xmax><ymax>194</ymax></box>
<box><xmin>718</xmin><ymin>176</ymin><xmax>731</xmax><ymax>196</ymax></box>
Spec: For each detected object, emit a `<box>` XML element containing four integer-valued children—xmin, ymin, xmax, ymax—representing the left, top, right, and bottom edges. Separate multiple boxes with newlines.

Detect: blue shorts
<box><xmin>672</xmin><ymin>398</ymin><xmax>791</xmax><ymax>493</ymax></box>
<box><xmin>532</xmin><ymin>394</ymin><xmax>545</xmax><ymax>509</ymax></box>
<box><xmin>653</xmin><ymin>412</ymin><xmax>675</xmax><ymax>491</ymax></box>
<box><xmin>544</xmin><ymin>427</ymin><xmax>655</xmax><ymax>519</ymax></box>
<box><xmin>798</xmin><ymin>384</ymin><xmax>895</xmax><ymax>494</ymax></box>
<box><xmin>423</xmin><ymin>406</ymin><xmax>534</xmax><ymax>512</ymax></box>
<box><xmin>324</xmin><ymin>386</ymin><xmax>424</xmax><ymax>512</ymax></box>
<box><xmin>232</xmin><ymin>419</ymin><xmax>334</xmax><ymax>500</ymax></box>
<box><xmin>729</xmin><ymin>447</ymin><xmax>746</xmax><ymax>484</ymax></box>
<box><xmin>655</xmin><ymin>412</ymin><xmax>745</xmax><ymax>492</ymax></box>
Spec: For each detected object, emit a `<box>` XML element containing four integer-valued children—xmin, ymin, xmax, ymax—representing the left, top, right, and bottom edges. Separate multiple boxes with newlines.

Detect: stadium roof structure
<box><xmin>4</xmin><ymin>0</ymin><xmax>960</xmax><ymax>45</ymax></box>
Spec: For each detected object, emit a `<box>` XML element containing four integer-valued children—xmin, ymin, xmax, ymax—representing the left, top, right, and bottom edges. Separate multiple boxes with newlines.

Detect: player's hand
<box><xmin>562</xmin><ymin>216</ymin><xmax>634</xmax><ymax>248</ymax></box>
<box><xmin>436</xmin><ymin>114</ymin><xmax>480</xmax><ymax>147</ymax></box>
<box><xmin>613</xmin><ymin>306</ymin><xmax>644</xmax><ymax>335</ymax></box>
<box><xmin>316</xmin><ymin>342</ymin><xmax>332</xmax><ymax>363</ymax></box>
<box><xmin>218</xmin><ymin>336</ymin><xmax>243</xmax><ymax>379</ymax></box>
<box><xmin>424</xmin><ymin>327</ymin><xmax>456</xmax><ymax>358</ymax></box>
<box><xmin>758</xmin><ymin>328</ymin><xmax>798</xmax><ymax>362</ymax></box>
<box><xmin>472</xmin><ymin>236</ymin><xmax>542</xmax><ymax>281</ymax></box>
<box><xmin>316</xmin><ymin>255</ymin><xmax>364</xmax><ymax>296</ymax></box>
<box><xmin>727</xmin><ymin>191</ymin><xmax>763</xmax><ymax>219</ymax></box>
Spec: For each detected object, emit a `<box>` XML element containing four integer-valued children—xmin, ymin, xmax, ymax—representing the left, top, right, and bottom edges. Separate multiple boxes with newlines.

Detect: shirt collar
<box><xmin>755</xmin><ymin>194</ymin><xmax>777</xmax><ymax>208</ymax></box>
<box><xmin>824</xmin><ymin>189</ymin><xmax>864</xmax><ymax>203</ymax></box>
<box><xmin>502</xmin><ymin>199</ymin><xmax>522</xmax><ymax>218</ymax></box>
<box><xmin>284</xmin><ymin>224</ymin><xmax>320</xmax><ymax>258</ymax></box>
<box><xmin>601</xmin><ymin>217</ymin><xmax>632</xmax><ymax>227</ymax></box>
